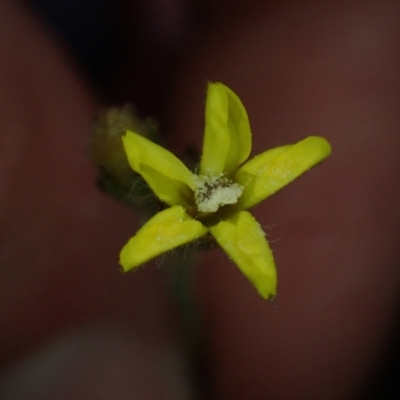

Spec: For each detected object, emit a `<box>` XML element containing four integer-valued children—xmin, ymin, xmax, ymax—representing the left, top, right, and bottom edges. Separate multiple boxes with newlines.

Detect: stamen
<box><xmin>194</xmin><ymin>174</ymin><xmax>243</xmax><ymax>213</ymax></box>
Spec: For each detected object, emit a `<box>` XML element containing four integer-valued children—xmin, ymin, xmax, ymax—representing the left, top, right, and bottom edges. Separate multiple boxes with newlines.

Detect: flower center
<box><xmin>194</xmin><ymin>174</ymin><xmax>243</xmax><ymax>213</ymax></box>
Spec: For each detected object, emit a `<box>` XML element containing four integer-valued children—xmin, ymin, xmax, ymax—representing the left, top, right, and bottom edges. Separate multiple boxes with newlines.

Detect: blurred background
<box><xmin>0</xmin><ymin>0</ymin><xmax>400</xmax><ymax>399</ymax></box>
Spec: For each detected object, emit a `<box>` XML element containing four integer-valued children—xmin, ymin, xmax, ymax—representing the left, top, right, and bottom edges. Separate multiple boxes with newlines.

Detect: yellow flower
<box><xmin>119</xmin><ymin>82</ymin><xmax>331</xmax><ymax>299</ymax></box>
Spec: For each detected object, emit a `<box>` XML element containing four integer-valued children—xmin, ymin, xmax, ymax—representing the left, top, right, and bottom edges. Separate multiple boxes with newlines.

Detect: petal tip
<box><xmin>119</xmin><ymin>247</ymin><xmax>136</xmax><ymax>273</ymax></box>
<box><xmin>307</xmin><ymin>136</ymin><xmax>332</xmax><ymax>158</ymax></box>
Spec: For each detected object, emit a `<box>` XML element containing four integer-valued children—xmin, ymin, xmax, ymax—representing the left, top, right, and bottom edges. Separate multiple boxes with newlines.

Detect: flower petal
<box><xmin>236</xmin><ymin>136</ymin><xmax>332</xmax><ymax>209</ymax></box>
<box><xmin>122</xmin><ymin>130</ymin><xmax>194</xmax><ymax>206</ymax></box>
<box><xmin>120</xmin><ymin>206</ymin><xmax>208</xmax><ymax>271</ymax></box>
<box><xmin>210</xmin><ymin>211</ymin><xmax>277</xmax><ymax>300</ymax></box>
<box><xmin>200</xmin><ymin>82</ymin><xmax>252</xmax><ymax>176</ymax></box>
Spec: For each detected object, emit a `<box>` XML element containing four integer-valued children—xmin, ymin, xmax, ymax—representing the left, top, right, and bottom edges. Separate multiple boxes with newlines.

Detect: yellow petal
<box><xmin>236</xmin><ymin>136</ymin><xmax>332</xmax><ymax>209</ymax></box>
<box><xmin>120</xmin><ymin>206</ymin><xmax>208</xmax><ymax>271</ymax></box>
<box><xmin>210</xmin><ymin>211</ymin><xmax>277</xmax><ymax>299</ymax></box>
<box><xmin>200</xmin><ymin>82</ymin><xmax>252</xmax><ymax>176</ymax></box>
<box><xmin>122</xmin><ymin>130</ymin><xmax>194</xmax><ymax>206</ymax></box>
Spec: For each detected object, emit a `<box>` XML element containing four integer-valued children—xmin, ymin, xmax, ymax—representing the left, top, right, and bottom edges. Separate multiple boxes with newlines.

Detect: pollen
<box><xmin>194</xmin><ymin>174</ymin><xmax>244</xmax><ymax>213</ymax></box>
